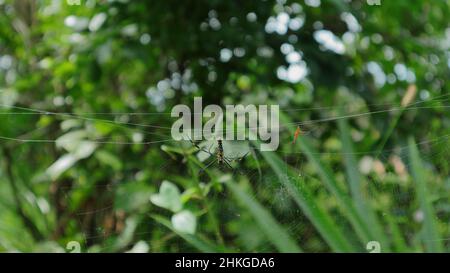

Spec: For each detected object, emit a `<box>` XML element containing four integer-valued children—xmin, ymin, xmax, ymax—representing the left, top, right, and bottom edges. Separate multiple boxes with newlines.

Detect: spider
<box><xmin>188</xmin><ymin>138</ymin><xmax>249</xmax><ymax>173</ymax></box>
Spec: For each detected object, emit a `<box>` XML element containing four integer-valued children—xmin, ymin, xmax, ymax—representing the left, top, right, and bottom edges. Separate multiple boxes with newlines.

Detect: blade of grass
<box><xmin>375</xmin><ymin>112</ymin><xmax>403</xmax><ymax>158</ymax></box>
<box><xmin>408</xmin><ymin>137</ymin><xmax>443</xmax><ymax>252</ymax></box>
<box><xmin>227</xmin><ymin>181</ymin><xmax>302</xmax><ymax>253</ymax></box>
<box><xmin>260</xmin><ymin>149</ymin><xmax>355</xmax><ymax>252</ymax></box>
<box><xmin>384</xmin><ymin>213</ymin><xmax>408</xmax><ymax>252</ymax></box>
<box><xmin>338</xmin><ymin>116</ymin><xmax>390</xmax><ymax>251</ymax></box>
<box><xmin>249</xmin><ymin>147</ymin><xmax>263</xmax><ymax>182</ymax></box>
<box><xmin>296</xmin><ymin>137</ymin><xmax>371</xmax><ymax>244</ymax></box>
<box><xmin>375</xmin><ymin>85</ymin><xmax>417</xmax><ymax>158</ymax></box>
<box><xmin>151</xmin><ymin>214</ymin><xmax>224</xmax><ymax>252</ymax></box>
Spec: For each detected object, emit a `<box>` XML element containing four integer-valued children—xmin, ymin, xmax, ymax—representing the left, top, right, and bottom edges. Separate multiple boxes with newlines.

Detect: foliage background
<box><xmin>0</xmin><ymin>0</ymin><xmax>449</xmax><ymax>252</ymax></box>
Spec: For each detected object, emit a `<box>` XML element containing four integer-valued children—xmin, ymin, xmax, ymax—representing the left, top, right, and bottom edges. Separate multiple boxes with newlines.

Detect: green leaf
<box><xmin>171</xmin><ymin>210</ymin><xmax>197</xmax><ymax>235</ymax></box>
<box><xmin>338</xmin><ymin>116</ymin><xmax>389</xmax><ymax>250</ymax></box>
<box><xmin>46</xmin><ymin>140</ymin><xmax>97</xmax><ymax>179</ymax></box>
<box><xmin>150</xmin><ymin>181</ymin><xmax>183</xmax><ymax>213</ymax></box>
<box><xmin>152</xmin><ymin>214</ymin><xmax>221</xmax><ymax>253</ymax></box>
<box><xmin>95</xmin><ymin>149</ymin><xmax>123</xmax><ymax>171</ymax></box>
<box><xmin>55</xmin><ymin>130</ymin><xmax>88</xmax><ymax>152</ymax></box>
<box><xmin>46</xmin><ymin>154</ymin><xmax>78</xmax><ymax>180</ymax></box>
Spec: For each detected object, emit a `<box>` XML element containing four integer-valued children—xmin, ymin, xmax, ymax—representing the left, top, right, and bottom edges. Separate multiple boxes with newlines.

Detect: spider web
<box><xmin>0</xmin><ymin>94</ymin><xmax>449</xmax><ymax>253</ymax></box>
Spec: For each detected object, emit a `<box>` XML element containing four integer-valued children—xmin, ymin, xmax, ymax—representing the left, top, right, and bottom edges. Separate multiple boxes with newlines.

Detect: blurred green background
<box><xmin>0</xmin><ymin>0</ymin><xmax>449</xmax><ymax>253</ymax></box>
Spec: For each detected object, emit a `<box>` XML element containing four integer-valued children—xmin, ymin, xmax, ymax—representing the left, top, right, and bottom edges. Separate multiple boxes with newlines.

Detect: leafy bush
<box><xmin>0</xmin><ymin>0</ymin><xmax>448</xmax><ymax>252</ymax></box>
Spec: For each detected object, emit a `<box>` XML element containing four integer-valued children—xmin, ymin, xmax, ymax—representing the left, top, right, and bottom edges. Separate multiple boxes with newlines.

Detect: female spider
<box><xmin>189</xmin><ymin>138</ymin><xmax>248</xmax><ymax>171</ymax></box>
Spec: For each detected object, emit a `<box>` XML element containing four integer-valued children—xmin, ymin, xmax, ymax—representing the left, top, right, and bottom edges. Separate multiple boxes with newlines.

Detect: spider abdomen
<box><xmin>217</xmin><ymin>139</ymin><xmax>224</xmax><ymax>165</ymax></box>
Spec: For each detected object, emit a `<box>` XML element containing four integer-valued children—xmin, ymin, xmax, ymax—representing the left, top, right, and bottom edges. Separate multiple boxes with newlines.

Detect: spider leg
<box><xmin>198</xmin><ymin>159</ymin><xmax>217</xmax><ymax>175</ymax></box>
<box><xmin>222</xmin><ymin>144</ymin><xmax>252</xmax><ymax>175</ymax></box>
<box><xmin>187</xmin><ymin>136</ymin><xmax>215</xmax><ymax>157</ymax></box>
<box><xmin>238</xmin><ymin>151</ymin><xmax>250</xmax><ymax>161</ymax></box>
<box><xmin>222</xmin><ymin>158</ymin><xmax>234</xmax><ymax>170</ymax></box>
<box><xmin>223</xmin><ymin>151</ymin><xmax>250</xmax><ymax>162</ymax></box>
<box><xmin>223</xmin><ymin>157</ymin><xmax>249</xmax><ymax>176</ymax></box>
